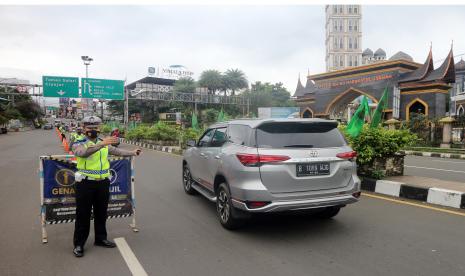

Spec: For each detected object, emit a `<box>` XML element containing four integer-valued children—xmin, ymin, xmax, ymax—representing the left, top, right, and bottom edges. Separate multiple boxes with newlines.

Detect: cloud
<box><xmin>0</xmin><ymin>4</ymin><xmax>464</xmax><ymax>97</ymax></box>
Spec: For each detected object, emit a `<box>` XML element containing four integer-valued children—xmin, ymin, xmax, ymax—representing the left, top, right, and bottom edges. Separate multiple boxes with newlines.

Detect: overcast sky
<box><xmin>1</xmin><ymin>5</ymin><xmax>465</xmax><ymax>101</ymax></box>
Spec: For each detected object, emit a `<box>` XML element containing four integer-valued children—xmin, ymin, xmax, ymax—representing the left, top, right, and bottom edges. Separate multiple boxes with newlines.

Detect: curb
<box><xmin>361</xmin><ymin>178</ymin><xmax>465</xmax><ymax>209</ymax></box>
<box><xmin>403</xmin><ymin>150</ymin><xmax>465</xmax><ymax>160</ymax></box>
<box><xmin>120</xmin><ymin>138</ymin><xmax>183</xmax><ymax>156</ymax></box>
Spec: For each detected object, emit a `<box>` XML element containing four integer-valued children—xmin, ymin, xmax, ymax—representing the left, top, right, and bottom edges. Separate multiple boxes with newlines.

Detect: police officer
<box><xmin>59</xmin><ymin>124</ymin><xmax>66</xmax><ymax>141</ymax></box>
<box><xmin>72</xmin><ymin>116</ymin><xmax>141</xmax><ymax>257</ymax></box>
<box><xmin>69</xmin><ymin>127</ymin><xmax>85</xmax><ymax>150</ymax></box>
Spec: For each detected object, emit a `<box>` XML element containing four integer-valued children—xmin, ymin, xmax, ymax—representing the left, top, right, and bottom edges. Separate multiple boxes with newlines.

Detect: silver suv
<box><xmin>182</xmin><ymin>118</ymin><xmax>361</xmax><ymax>229</ymax></box>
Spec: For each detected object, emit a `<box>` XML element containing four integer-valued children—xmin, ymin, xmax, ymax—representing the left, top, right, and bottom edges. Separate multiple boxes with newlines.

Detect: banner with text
<box><xmin>41</xmin><ymin>157</ymin><xmax>133</xmax><ymax>224</ymax></box>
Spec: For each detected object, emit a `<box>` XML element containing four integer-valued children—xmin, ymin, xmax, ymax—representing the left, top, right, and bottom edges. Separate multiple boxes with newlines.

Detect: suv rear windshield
<box><xmin>256</xmin><ymin>122</ymin><xmax>346</xmax><ymax>149</ymax></box>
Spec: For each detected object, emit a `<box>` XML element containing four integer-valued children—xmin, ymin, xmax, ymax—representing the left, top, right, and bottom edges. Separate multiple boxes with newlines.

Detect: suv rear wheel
<box><xmin>182</xmin><ymin>164</ymin><xmax>197</xmax><ymax>195</ymax></box>
<box><xmin>216</xmin><ymin>183</ymin><xmax>243</xmax><ymax>230</ymax></box>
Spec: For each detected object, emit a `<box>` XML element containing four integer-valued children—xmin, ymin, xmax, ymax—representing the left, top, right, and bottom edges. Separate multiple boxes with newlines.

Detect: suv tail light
<box><xmin>336</xmin><ymin>151</ymin><xmax>357</xmax><ymax>160</ymax></box>
<box><xmin>236</xmin><ymin>153</ymin><xmax>290</xmax><ymax>167</ymax></box>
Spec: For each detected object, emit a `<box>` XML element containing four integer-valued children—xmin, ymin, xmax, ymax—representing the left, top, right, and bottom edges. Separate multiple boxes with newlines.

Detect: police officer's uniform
<box><xmin>72</xmin><ymin>116</ymin><xmax>137</xmax><ymax>257</ymax></box>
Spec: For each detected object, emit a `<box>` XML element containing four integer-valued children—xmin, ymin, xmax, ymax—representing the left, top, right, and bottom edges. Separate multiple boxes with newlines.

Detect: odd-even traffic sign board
<box><xmin>81</xmin><ymin>78</ymin><xmax>124</xmax><ymax>100</ymax></box>
<box><xmin>42</xmin><ymin>76</ymin><xmax>79</xmax><ymax>98</ymax></box>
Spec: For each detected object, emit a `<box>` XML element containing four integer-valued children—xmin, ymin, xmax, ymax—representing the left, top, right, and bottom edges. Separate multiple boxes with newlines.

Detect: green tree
<box><xmin>173</xmin><ymin>77</ymin><xmax>197</xmax><ymax>94</ymax></box>
<box><xmin>198</xmin><ymin>70</ymin><xmax>224</xmax><ymax>94</ymax></box>
<box><xmin>242</xmin><ymin>81</ymin><xmax>295</xmax><ymax>115</ymax></box>
<box><xmin>223</xmin><ymin>69</ymin><xmax>248</xmax><ymax>96</ymax></box>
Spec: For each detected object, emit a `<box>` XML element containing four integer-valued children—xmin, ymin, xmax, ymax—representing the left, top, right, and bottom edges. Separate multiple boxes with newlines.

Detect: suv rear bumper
<box><xmin>231</xmin><ymin>194</ymin><xmax>359</xmax><ymax>212</ymax></box>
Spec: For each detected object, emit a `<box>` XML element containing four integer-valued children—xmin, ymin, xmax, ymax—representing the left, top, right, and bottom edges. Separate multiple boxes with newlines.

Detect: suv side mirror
<box><xmin>187</xmin><ymin>140</ymin><xmax>197</xmax><ymax>147</ymax></box>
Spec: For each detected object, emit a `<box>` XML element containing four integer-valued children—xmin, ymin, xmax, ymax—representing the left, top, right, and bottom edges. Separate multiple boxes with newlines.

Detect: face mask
<box><xmin>86</xmin><ymin>129</ymin><xmax>99</xmax><ymax>139</ymax></box>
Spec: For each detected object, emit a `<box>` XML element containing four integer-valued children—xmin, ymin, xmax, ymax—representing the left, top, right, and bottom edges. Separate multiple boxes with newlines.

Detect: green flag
<box><xmin>370</xmin><ymin>88</ymin><xmax>388</xmax><ymax>128</ymax></box>
<box><xmin>217</xmin><ymin>109</ymin><xmax>225</xmax><ymax>122</ymax></box>
<box><xmin>347</xmin><ymin>96</ymin><xmax>369</xmax><ymax>138</ymax></box>
<box><xmin>191</xmin><ymin>112</ymin><xmax>199</xmax><ymax>130</ymax></box>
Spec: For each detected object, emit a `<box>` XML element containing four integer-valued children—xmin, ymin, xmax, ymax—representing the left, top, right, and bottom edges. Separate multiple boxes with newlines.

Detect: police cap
<box><xmin>82</xmin><ymin>116</ymin><xmax>102</xmax><ymax>126</ymax></box>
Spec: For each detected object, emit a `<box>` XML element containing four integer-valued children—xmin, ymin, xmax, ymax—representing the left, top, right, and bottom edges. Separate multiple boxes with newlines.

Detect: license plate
<box><xmin>296</xmin><ymin>162</ymin><xmax>330</xmax><ymax>177</ymax></box>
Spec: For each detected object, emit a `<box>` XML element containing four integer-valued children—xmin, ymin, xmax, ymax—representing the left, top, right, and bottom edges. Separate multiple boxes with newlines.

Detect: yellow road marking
<box><xmin>362</xmin><ymin>192</ymin><xmax>465</xmax><ymax>217</ymax></box>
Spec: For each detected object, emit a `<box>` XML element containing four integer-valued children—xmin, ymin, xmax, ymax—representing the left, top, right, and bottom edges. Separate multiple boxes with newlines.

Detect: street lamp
<box><xmin>81</xmin><ymin>56</ymin><xmax>93</xmax><ymax>78</ymax></box>
<box><xmin>81</xmin><ymin>56</ymin><xmax>94</xmax><ymax>117</ymax></box>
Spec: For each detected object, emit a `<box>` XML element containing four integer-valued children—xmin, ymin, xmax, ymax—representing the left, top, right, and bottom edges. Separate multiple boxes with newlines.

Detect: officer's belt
<box><xmin>79</xmin><ymin>169</ymin><xmax>109</xmax><ymax>175</ymax></box>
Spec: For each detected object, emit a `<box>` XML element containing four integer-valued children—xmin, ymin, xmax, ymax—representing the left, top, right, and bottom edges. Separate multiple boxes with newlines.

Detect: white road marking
<box><xmin>114</xmin><ymin>237</ymin><xmax>148</xmax><ymax>276</ymax></box>
<box><xmin>404</xmin><ymin>165</ymin><xmax>465</xmax><ymax>174</ymax></box>
<box><xmin>430</xmin><ymin>159</ymin><xmax>465</xmax><ymax>164</ymax></box>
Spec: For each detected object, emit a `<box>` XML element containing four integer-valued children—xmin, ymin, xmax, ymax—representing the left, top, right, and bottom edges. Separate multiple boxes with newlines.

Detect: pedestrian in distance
<box><xmin>72</xmin><ymin>116</ymin><xmax>142</xmax><ymax>258</ymax></box>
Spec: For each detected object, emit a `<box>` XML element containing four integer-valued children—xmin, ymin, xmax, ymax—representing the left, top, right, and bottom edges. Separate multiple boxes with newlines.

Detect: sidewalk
<box><xmin>362</xmin><ymin>175</ymin><xmax>465</xmax><ymax>209</ymax></box>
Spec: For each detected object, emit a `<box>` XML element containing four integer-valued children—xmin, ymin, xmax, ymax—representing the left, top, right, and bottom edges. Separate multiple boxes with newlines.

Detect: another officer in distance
<box><xmin>72</xmin><ymin>116</ymin><xmax>141</xmax><ymax>257</ymax></box>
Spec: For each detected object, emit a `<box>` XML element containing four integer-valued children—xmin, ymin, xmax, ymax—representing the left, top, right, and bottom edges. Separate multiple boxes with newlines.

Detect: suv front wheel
<box><xmin>182</xmin><ymin>163</ymin><xmax>197</xmax><ymax>195</ymax></box>
<box><xmin>216</xmin><ymin>183</ymin><xmax>243</xmax><ymax>230</ymax></box>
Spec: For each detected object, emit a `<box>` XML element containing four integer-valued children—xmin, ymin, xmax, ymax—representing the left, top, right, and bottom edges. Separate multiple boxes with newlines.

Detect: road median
<box><xmin>362</xmin><ymin>175</ymin><xmax>465</xmax><ymax>209</ymax></box>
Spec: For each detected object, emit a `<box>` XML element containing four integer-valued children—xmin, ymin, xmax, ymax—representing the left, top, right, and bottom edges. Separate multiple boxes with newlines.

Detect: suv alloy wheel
<box><xmin>182</xmin><ymin>164</ymin><xmax>197</xmax><ymax>195</ymax></box>
<box><xmin>216</xmin><ymin>183</ymin><xmax>243</xmax><ymax>230</ymax></box>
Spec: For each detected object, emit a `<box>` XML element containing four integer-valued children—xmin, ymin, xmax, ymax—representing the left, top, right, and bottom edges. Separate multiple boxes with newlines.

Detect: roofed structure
<box><xmin>294</xmin><ymin>75</ymin><xmax>305</xmax><ymax>97</ymax></box>
<box><xmin>419</xmin><ymin>49</ymin><xmax>455</xmax><ymax>83</ymax></box>
<box><xmin>399</xmin><ymin>48</ymin><xmax>434</xmax><ymax>83</ymax></box>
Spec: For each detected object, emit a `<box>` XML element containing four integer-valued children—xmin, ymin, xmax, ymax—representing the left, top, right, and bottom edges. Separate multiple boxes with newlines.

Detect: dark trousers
<box><xmin>73</xmin><ymin>178</ymin><xmax>110</xmax><ymax>247</ymax></box>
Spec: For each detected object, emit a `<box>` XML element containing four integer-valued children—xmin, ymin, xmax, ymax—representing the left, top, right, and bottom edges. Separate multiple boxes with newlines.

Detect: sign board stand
<box><xmin>39</xmin><ymin>155</ymin><xmax>138</xmax><ymax>244</ymax></box>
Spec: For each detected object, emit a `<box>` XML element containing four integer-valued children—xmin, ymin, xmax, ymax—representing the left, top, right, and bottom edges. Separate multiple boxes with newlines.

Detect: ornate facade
<box><xmin>294</xmin><ymin>47</ymin><xmax>456</xmax><ymax>121</ymax></box>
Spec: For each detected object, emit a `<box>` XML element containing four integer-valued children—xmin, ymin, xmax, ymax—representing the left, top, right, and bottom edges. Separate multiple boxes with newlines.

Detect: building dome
<box><xmin>374</xmin><ymin>48</ymin><xmax>386</xmax><ymax>57</ymax></box>
<box><xmin>389</xmin><ymin>51</ymin><xmax>413</xmax><ymax>62</ymax></box>
<box><xmin>455</xmin><ymin>59</ymin><xmax>465</xmax><ymax>71</ymax></box>
<box><xmin>362</xmin><ymin>48</ymin><xmax>373</xmax><ymax>57</ymax></box>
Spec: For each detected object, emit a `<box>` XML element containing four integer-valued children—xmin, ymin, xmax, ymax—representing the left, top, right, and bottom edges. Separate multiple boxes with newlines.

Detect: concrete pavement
<box><xmin>1</xmin><ymin>130</ymin><xmax>465</xmax><ymax>276</ymax></box>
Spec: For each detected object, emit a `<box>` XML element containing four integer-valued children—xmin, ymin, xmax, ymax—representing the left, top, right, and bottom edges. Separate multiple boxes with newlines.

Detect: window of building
<box><xmin>340</xmin><ymin>56</ymin><xmax>344</xmax><ymax>67</ymax></box>
<box><xmin>349</xmin><ymin>56</ymin><xmax>353</xmax><ymax>66</ymax></box>
<box><xmin>333</xmin><ymin>37</ymin><xmax>338</xmax><ymax>49</ymax></box>
<box><xmin>348</xmin><ymin>37</ymin><xmax>353</xmax><ymax>49</ymax></box>
<box><xmin>339</xmin><ymin>37</ymin><xmax>343</xmax><ymax>49</ymax></box>
<box><xmin>339</xmin><ymin>19</ymin><xmax>343</xmax><ymax>31</ymax></box>
<box><xmin>348</xmin><ymin>20</ymin><xmax>353</xmax><ymax>31</ymax></box>
<box><xmin>354</xmin><ymin>20</ymin><xmax>358</xmax><ymax>31</ymax></box>
<box><xmin>354</xmin><ymin>37</ymin><xmax>358</xmax><ymax>49</ymax></box>
<box><xmin>354</xmin><ymin>58</ymin><xmax>358</xmax><ymax>66</ymax></box>
<box><xmin>354</xmin><ymin>6</ymin><xmax>358</xmax><ymax>14</ymax></box>
<box><xmin>334</xmin><ymin>20</ymin><xmax>338</xmax><ymax>31</ymax></box>
<box><xmin>333</xmin><ymin>55</ymin><xmax>337</xmax><ymax>67</ymax></box>
<box><xmin>348</xmin><ymin>5</ymin><xmax>353</xmax><ymax>13</ymax></box>
<box><xmin>339</xmin><ymin>5</ymin><xmax>343</xmax><ymax>13</ymax></box>
<box><xmin>333</xmin><ymin>5</ymin><xmax>337</xmax><ymax>14</ymax></box>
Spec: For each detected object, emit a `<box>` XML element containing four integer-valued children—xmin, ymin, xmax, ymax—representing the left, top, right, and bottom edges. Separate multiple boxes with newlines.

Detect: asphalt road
<box><xmin>404</xmin><ymin>155</ymin><xmax>465</xmax><ymax>182</ymax></box>
<box><xmin>1</xmin><ymin>129</ymin><xmax>465</xmax><ymax>276</ymax></box>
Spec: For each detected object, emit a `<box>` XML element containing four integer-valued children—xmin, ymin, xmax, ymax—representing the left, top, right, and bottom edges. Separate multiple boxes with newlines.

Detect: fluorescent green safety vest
<box><xmin>72</xmin><ymin>133</ymin><xmax>85</xmax><ymax>141</ymax></box>
<box><xmin>76</xmin><ymin>139</ymin><xmax>110</xmax><ymax>179</ymax></box>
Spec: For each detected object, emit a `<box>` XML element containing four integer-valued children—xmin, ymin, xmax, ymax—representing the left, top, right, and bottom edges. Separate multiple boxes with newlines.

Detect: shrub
<box><xmin>101</xmin><ymin>124</ymin><xmax>112</xmax><ymax>134</ymax></box>
<box><xmin>126</xmin><ymin>125</ymin><xmax>149</xmax><ymax>141</ymax></box>
<box><xmin>340</xmin><ymin>125</ymin><xmax>417</xmax><ymax>165</ymax></box>
<box><xmin>180</xmin><ymin>128</ymin><xmax>202</xmax><ymax>146</ymax></box>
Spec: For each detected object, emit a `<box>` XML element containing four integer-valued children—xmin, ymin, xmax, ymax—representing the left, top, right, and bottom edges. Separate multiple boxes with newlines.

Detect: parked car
<box><xmin>43</xmin><ymin>123</ymin><xmax>53</xmax><ymax>130</ymax></box>
<box><xmin>182</xmin><ymin>118</ymin><xmax>361</xmax><ymax>229</ymax></box>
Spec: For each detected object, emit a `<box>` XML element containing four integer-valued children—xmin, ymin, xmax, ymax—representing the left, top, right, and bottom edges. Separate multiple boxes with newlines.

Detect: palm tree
<box><xmin>223</xmin><ymin>69</ymin><xmax>248</xmax><ymax>96</ymax></box>
<box><xmin>173</xmin><ymin>77</ymin><xmax>197</xmax><ymax>94</ymax></box>
<box><xmin>198</xmin><ymin>70</ymin><xmax>224</xmax><ymax>95</ymax></box>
